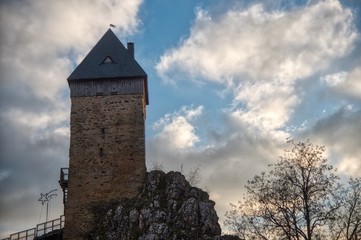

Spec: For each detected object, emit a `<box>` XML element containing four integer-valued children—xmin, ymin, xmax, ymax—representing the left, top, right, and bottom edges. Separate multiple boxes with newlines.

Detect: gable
<box><xmin>67</xmin><ymin>29</ymin><xmax>147</xmax><ymax>81</ymax></box>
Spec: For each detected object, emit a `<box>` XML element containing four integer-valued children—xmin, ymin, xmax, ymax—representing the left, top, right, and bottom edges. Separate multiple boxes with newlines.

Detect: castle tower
<box><xmin>64</xmin><ymin>29</ymin><xmax>148</xmax><ymax>239</ymax></box>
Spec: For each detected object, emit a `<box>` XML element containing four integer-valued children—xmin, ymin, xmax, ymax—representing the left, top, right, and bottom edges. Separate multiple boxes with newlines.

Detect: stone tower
<box><xmin>64</xmin><ymin>29</ymin><xmax>148</xmax><ymax>239</ymax></box>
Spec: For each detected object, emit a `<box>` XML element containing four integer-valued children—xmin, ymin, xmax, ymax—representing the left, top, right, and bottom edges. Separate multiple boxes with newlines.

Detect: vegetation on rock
<box><xmin>91</xmin><ymin>170</ymin><xmax>236</xmax><ymax>240</ymax></box>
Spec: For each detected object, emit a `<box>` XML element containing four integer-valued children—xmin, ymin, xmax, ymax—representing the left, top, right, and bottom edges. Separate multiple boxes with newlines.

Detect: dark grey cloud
<box><xmin>299</xmin><ymin>107</ymin><xmax>361</xmax><ymax>177</ymax></box>
<box><xmin>0</xmin><ymin>0</ymin><xmax>143</xmax><ymax>237</ymax></box>
<box><xmin>0</xmin><ymin>113</ymin><xmax>68</xmax><ymax>236</ymax></box>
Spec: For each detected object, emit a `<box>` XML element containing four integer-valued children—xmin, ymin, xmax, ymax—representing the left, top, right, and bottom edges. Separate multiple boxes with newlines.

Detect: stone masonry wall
<box><xmin>63</xmin><ymin>93</ymin><xmax>146</xmax><ymax>240</ymax></box>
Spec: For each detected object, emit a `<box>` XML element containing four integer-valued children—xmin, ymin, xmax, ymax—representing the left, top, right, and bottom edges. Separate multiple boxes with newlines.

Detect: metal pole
<box><xmin>46</xmin><ymin>201</ymin><xmax>49</xmax><ymax>222</ymax></box>
<box><xmin>38</xmin><ymin>189</ymin><xmax>57</xmax><ymax>222</ymax></box>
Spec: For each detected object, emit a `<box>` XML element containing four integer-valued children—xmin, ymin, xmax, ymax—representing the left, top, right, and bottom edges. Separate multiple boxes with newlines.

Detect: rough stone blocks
<box><xmin>63</xmin><ymin>93</ymin><xmax>146</xmax><ymax>240</ymax></box>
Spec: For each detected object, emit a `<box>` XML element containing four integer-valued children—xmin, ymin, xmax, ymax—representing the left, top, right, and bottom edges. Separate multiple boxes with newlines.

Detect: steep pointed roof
<box><xmin>68</xmin><ymin>29</ymin><xmax>147</xmax><ymax>81</ymax></box>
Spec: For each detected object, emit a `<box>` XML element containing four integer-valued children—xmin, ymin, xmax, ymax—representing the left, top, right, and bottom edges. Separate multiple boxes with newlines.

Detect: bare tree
<box><xmin>225</xmin><ymin>139</ymin><xmax>342</xmax><ymax>240</ymax></box>
<box><xmin>149</xmin><ymin>160</ymin><xmax>164</xmax><ymax>171</ymax></box>
<box><xmin>186</xmin><ymin>165</ymin><xmax>201</xmax><ymax>186</ymax></box>
<box><xmin>330</xmin><ymin>177</ymin><xmax>361</xmax><ymax>240</ymax></box>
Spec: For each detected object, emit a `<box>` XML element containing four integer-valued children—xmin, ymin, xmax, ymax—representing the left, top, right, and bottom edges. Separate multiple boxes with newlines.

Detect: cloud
<box><xmin>300</xmin><ymin>106</ymin><xmax>361</xmax><ymax>177</ymax></box>
<box><xmin>156</xmin><ymin>1</ymin><xmax>357</xmax><ymax>84</ymax></box>
<box><xmin>0</xmin><ymin>111</ymin><xmax>69</xmax><ymax>236</ymax></box>
<box><xmin>155</xmin><ymin>0</ymin><xmax>358</xmax><ymax>138</ymax></box>
<box><xmin>147</xmin><ymin>105</ymin><xmax>288</xmax><ymax>231</ymax></box>
<box><xmin>147</xmin><ymin>103</ymin><xmax>360</xmax><ymax>230</ymax></box>
<box><xmin>152</xmin><ymin>105</ymin><xmax>204</xmax><ymax>150</ymax></box>
<box><xmin>321</xmin><ymin>65</ymin><xmax>361</xmax><ymax>100</ymax></box>
<box><xmin>232</xmin><ymin>82</ymin><xmax>299</xmax><ymax>132</ymax></box>
<box><xmin>1</xmin><ymin>0</ymin><xmax>359</xmax><ymax>237</ymax></box>
<box><xmin>0</xmin><ymin>0</ymin><xmax>143</xmax><ymax>237</ymax></box>
<box><xmin>0</xmin><ymin>0</ymin><xmax>142</xmax><ymax>99</ymax></box>
<box><xmin>151</xmin><ymin>0</ymin><xmax>360</xmax><ymax>229</ymax></box>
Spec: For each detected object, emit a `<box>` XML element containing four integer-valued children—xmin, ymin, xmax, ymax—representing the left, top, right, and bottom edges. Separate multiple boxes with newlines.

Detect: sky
<box><xmin>0</xmin><ymin>0</ymin><xmax>360</xmax><ymax>237</ymax></box>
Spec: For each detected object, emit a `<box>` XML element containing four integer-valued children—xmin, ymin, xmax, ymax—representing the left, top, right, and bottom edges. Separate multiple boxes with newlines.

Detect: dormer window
<box><xmin>100</xmin><ymin>56</ymin><xmax>115</xmax><ymax>64</ymax></box>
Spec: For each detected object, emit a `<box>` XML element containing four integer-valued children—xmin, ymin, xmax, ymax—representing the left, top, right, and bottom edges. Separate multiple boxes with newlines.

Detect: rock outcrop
<box><xmin>91</xmin><ymin>170</ymin><xmax>237</xmax><ymax>240</ymax></box>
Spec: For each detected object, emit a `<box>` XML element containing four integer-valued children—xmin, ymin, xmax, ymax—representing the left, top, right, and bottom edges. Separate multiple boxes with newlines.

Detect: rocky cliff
<box><xmin>90</xmin><ymin>170</ymin><xmax>239</xmax><ymax>240</ymax></box>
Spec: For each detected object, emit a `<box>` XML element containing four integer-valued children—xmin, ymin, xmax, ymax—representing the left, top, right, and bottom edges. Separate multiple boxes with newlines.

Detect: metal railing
<box><xmin>2</xmin><ymin>216</ymin><xmax>64</xmax><ymax>240</ymax></box>
<box><xmin>7</xmin><ymin>228</ymin><xmax>35</xmax><ymax>240</ymax></box>
<box><xmin>36</xmin><ymin>215</ymin><xmax>64</xmax><ymax>237</ymax></box>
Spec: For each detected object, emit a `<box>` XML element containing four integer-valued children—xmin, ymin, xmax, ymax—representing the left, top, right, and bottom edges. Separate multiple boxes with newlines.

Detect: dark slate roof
<box><xmin>68</xmin><ymin>29</ymin><xmax>147</xmax><ymax>81</ymax></box>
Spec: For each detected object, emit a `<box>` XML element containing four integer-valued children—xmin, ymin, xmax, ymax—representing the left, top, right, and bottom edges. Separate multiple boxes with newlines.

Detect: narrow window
<box><xmin>99</xmin><ymin>148</ymin><xmax>103</xmax><ymax>157</ymax></box>
<box><xmin>101</xmin><ymin>128</ymin><xmax>106</xmax><ymax>139</ymax></box>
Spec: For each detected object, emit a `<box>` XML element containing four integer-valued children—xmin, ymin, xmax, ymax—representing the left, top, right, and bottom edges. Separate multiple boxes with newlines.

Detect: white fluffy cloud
<box><xmin>156</xmin><ymin>1</ymin><xmax>356</xmax><ymax>83</ymax></box>
<box><xmin>152</xmin><ymin>105</ymin><xmax>204</xmax><ymax>150</ymax></box>
<box><xmin>156</xmin><ymin>0</ymin><xmax>358</xmax><ymax>135</ymax></box>
<box><xmin>321</xmin><ymin>65</ymin><xmax>361</xmax><ymax>100</ymax></box>
<box><xmin>232</xmin><ymin>81</ymin><xmax>298</xmax><ymax>132</ymax></box>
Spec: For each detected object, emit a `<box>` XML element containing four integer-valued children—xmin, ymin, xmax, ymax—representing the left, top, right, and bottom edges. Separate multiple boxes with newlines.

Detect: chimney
<box><xmin>127</xmin><ymin>42</ymin><xmax>134</xmax><ymax>58</ymax></box>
